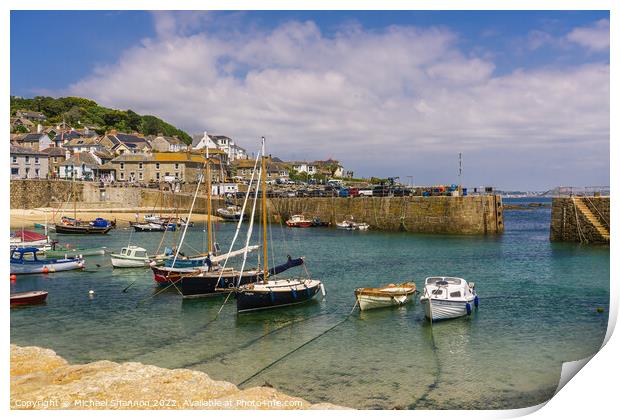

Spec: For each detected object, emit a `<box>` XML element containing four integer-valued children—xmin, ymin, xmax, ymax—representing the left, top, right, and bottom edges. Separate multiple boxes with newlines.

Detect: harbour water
<box><xmin>10</xmin><ymin>198</ymin><xmax>609</xmax><ymax>409</ymax></box>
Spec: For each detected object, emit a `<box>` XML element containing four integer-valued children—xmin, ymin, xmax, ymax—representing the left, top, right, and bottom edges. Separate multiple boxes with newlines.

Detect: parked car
<box><xmin>372</xmin><ymin>186</ymin><xmax>390</xmax><ymax>197</ymax></box>
<box><xmin>348</xmin><ymin>187</ymin><xmax>360</xmax><ymax>197</ymax></box>
<box><xmin>358</xmin><ymin>189</ymin><xmax>373</xmax><ymax>197</ymax></box>
<box><xmin>339</xmin><ymin>188</ymin><xmax>349</xmax><ymax>198</ymax></box>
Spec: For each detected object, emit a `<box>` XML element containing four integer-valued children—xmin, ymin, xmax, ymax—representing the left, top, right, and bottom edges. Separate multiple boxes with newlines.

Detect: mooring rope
<box><xmin>236</xmin><ymin>301</ymin><xmax>359</xmax><ymax>387</ymax></box>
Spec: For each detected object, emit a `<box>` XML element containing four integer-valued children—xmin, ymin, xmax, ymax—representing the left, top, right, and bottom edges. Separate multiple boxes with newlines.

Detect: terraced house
<box><xmin>111</xmin><ymin>151</ymin><xmax>223</xmax><ymax>183</ymax></box>
<box><xmin>10</xmin><ymin>145</ymin><xmax>49</xmax><ymax>179</ymax></box>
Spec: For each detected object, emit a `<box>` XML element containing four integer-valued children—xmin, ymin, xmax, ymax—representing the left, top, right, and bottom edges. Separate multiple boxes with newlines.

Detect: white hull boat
<box><xmin>420</xmin><ymin>276</ymin><xmax>478</xmax><ymax>321</ymax></box>
<box><xmin>336</xmin><ymin>220</ymin><xmax>370</xmax><ymax>231</ymax></box>
<box><xmin>355</xmin><ymin>282</ymin><xmax>417</xmax><ymax>311</ymax></box>
<box><xmin>110</xmin><ymin>246</ymin><xmax>151</xmax><ymax>268</ymax></box>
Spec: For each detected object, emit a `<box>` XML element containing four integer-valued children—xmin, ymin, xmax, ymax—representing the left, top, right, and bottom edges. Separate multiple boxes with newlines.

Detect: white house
<box><xmin>212</xmin><ymin>183</ymin><xmax>239</xmax><ymax>196</ymax></box>
<box><xmin>58</xmin><ymin>152</ymin><xmax>104</xmax><ymax>181</ymax></box>
<box><xmin>191</xmin><ymin>132</ymin><xmax>219</xmax><ymax>150</ymax></box>
<box><xmin>291</xmin><ymin>161</ymin><xmax>317</xmax><ymax>175</ymax></box>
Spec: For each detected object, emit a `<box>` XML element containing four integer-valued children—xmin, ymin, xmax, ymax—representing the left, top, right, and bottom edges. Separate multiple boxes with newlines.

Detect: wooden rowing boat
<box><xmin>354</xmin><ymin>282</ymin><xmax>417</xmax><ymax>311</ymax></box>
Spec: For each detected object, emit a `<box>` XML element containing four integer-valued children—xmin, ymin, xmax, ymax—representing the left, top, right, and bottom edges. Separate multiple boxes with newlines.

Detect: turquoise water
<box><xmin>10</xmin><ymin>199</ymin><xmax>609</xmax><ymax>409</ymax></box>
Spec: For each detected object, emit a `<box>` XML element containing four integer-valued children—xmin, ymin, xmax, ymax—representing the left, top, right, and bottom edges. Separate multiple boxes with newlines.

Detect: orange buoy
<box><xmin>10</xmin><ymin>274</ymin><xmax>16</xmax><ymax>281</ymax></box>
<box><xmin>42</xmin><ymin>266</ymin><xmax>50</xmax><ymax>274</ymax></box>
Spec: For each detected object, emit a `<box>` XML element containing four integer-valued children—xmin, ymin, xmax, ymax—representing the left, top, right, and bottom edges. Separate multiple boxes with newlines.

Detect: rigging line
<box><xmin>236</xmin><ymin>149</ymin><xmax>264</xmax><ymax>288</ymax></box>
<box><xmin>408</xmin><ymin>326</ymin><xmax>441</xmax><ymax>409</ymax></box>
<box><xmin>237</xmin><ymin>301</ymin><xmax>359</xmax><ymax>388</ymax></box>
<box><xmin>180</xmin><ymin>312</ymin><xmax>330</xmax><ymax>370</ymax></box>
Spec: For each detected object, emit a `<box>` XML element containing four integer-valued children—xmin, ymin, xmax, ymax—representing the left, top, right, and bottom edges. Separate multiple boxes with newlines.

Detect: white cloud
<box><xmin>66</xmin><ymin>13</ymin><xmax>609</xmax><ymax>189</ymax></box>
<box><xmin>566</xmin><ymin>19</ymin><xmax>610</xmax><ymax>52</ymax></box>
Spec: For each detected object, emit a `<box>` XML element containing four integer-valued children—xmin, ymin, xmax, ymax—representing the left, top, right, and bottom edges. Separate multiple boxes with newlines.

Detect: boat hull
<box><xmin>55</xmin><ymin>225</ymin><xmax>112</xmax><ymax>234</ymax></box>
<box><xmin>180</xmin><ymin>271</ymin><xmax>261</xmax><ymax>298</ymax></box>
<box><xmin>10</xmin><ymin>291</ymin><xmax>48</xmax><ymax>306</ymax></box>
<box><xmin>236</xmin><ymin>279</ymin><xmax>322</xmax><ymax>312</ymax></box>
<box><xmin>357</xmin><ymin>294</ymin><xmax>411</xmax><ymax>311</ymax></box>
<box><xmin>10</xmin><ymin>259</ymin><xmax>84</xmax><ymax>275</ymax></box>
<box><xmin>111</xmin><ymin>256</ymin><xmax>149</xmax><ymax>268</ymax></box>
<box><xmin>286</xmin><ymin>221</ymin><xmax>314</xmax><ymax>228</ymax></box>
<box><xmin>421</xmin><ymin>297</ymin><xmax>475</xmax><ymax>321</ymax></box>
<box><xmin>44</xmin><ymin>248</ymin><xmax>106</xmax><ymax>258</ymax></box>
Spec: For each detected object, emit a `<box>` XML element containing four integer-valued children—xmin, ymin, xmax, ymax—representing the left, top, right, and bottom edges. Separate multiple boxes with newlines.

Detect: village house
<box><xmin>111</xmin><ymin>152</ymin><xmax>222</xmax><ymax>184</ymax></box>
<box><xmin>40</xmin><ymin>147</ymin><xmax>69</xmax><ymax>178</ymax></box>
<box><xmin>10</xmin><ymin>145</ymin><xmax>49</xmax><ymax>179</ymax></box>
<box><xmin>192</xmin><ymin>132</ymin><xmax>247</xmax><ymax>162</ymax></box>
<box><xmin>289</xmin><ymin>161</ymin><xmax>317</xmax><ymax>175</ymax></box>
<box><xmin>312</xmin><ymin>159</ymin><xmax>345</xmax><ymax>177</ymax></box>
<box><xmin>58</xmin><ymin>152</ymin><xmax>116</xmax><ymax>182</ymax></box>
<box><xmin>232</xmin><ymin>158</ymin><xmax>288</xmax><ymax>182</ymax></box>
<box><xmin>12</xmin><ymin>132</ymin><xmax>53</xmax><ymax>151</ymax></box>
<box><xmin>15</xmin><ymin>110</ymin><xmax>46</xmax><ymax>122</ymax></box>
<box><xmin>99</xmin><ymin>131</ymin><xmax>151</xmax><ymax>155</ymax></box>
<box><xmin>10</xmin><ymin>117</ymin><xmax>35</xmax><ymax>132</ymax></box>
<box><xmin>150</xmin><ymin>134</ymin><xmax>189</xmax><ymax>152</ymax></box>
<box><xmin>63</xmin><ymin>136</ymin><xmax>107</xmax><ymax>154</ymax></box>
<box><xmin>51</xmin><ymin>130</ymin><xmax>98</xmax><ymax>147</ymax></box>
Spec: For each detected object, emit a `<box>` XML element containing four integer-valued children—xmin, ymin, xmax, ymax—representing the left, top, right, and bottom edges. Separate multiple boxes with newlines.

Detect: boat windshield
<box><xmin>134</xmin><ymin>251</ymin><xmax>147</xmax><ymax>258</ymax></box>
<box><xmin>426</xmin><ymin>277</ymin><xmax>463</xmax><ymax>285</ymax></box>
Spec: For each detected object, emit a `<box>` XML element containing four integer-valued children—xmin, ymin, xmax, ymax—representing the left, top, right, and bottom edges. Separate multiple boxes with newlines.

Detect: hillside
<box><xmin>10</xmin><ymin>96</ymin><xmax>192</xmax><ymax>144</ymax></box>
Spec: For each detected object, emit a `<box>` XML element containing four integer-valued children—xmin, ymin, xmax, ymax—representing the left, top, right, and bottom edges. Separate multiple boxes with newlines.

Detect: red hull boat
<box><xmin>10</xmin><ymin>290</ymin><xmax>48</xmax><ymax>306</ymax></box>
<box><xmin>285</xmin><ymin>214</ymin><xmax>314</xmax><ymax>228</ymax></box>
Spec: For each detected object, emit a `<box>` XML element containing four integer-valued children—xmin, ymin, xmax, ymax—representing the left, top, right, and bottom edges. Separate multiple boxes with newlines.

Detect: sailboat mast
<box><xmin>206</xmin><ymin>148</ymin><xmax>213</xmax><ymax>254</ymax></box>
<box><xmin>261</xmin><ymin>137</ymin><xmax>268</xmax><ymax>283</ymax></box>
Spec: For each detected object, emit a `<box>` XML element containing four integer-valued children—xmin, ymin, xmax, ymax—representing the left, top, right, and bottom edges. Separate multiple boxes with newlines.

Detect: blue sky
<box><xmin>10</xmin><ymin>10</ymin><xmax>610</xmax><ymax>189</ymax></box>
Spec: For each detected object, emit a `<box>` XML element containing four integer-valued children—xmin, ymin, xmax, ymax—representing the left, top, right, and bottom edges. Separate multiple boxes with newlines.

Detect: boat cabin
<box><xmin>11</xmin><ymin>247</ymin><xmax>42</xmax><ymax>262</ymax></box>
<box><xmin>424</xmin><ymin>277</ymin><xmax>474</xmax><ymax>299</ymax></box>
<box><xmin>119</xmin><ymin>246</ymin><xmax>148</xmax><ymax>258</ymax></box>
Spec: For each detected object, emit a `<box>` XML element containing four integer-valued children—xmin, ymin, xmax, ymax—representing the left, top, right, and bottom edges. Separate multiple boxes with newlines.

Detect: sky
<box><xmin>10</xmin><ymin>10</ymin><xmax>610</xmax><ymax>190</ymax></box>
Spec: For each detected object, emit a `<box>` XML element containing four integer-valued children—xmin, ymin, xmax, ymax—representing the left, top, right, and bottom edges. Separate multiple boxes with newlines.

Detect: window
<box><xmin>12</xmin><ymin>156</ymin><xmax>17</xmax><ymax>163</ymax></box>
<box><xmin>431</xmin><ymin>289</ymin><xmax>443</xmax><ymax>296</ymax></box>
<box><xmin>120</xmin><ymin>172</ymin><xmax>125</xmax><ymax>180</ymax></box>
<box><xmin>139</xmin><ymin>172</ymin><xmax>143</xmax><ymax>180</ymax></box>
<box><xmin>11</xmin><ymin>168</ymin><xmax>18</xmax><ymax>175</ymax></box>
<box><xmin>130</xmin><ymin>172</ymin><xmax>135</xmax><ymax>181</ymax></box>
<box><xmin>174</xmin><ymin>163</ymin><xmax>179</xmax><ymax>170</ymax></box>
<box><xmin>25</xmin><ymin>156</ymin><xmax>30</xmax><ymax>163</ymax></box>
<box><xmin>54</xmin><ymin>157</ymin><xmax>58</xmax><ymax>163</ymax></box>
<box><xmin>156</xmin><ymin>162</ymin><xmax>160</xmax><ymax>170</ymax></box>
<box><xmin>139</xmin><ymin>162</ymin><xmax>143</xmax><ymax>169</ymax></box>
<box><xmin>120</xmin><ymin>162</ymin><xmax>125</xmax><ymax>170</ymax></box>
<box><xmin>156</xmin><ymin>173</ymin><xmax>160</xmax><ymax>180</ymax></box>
<box><xmin>175</xmin><ymin>172</ymin><xmax>179</xmax><ymax>178</ymax></box>
<box><xmin>35</xmin><ymin>157</ymin><xmax>39</xmax><ymax>164</ymax></box>
<box><xmin>450</xmin><ymin>291</ymin><xmax>462</xmax><ymax>298</ymax></box>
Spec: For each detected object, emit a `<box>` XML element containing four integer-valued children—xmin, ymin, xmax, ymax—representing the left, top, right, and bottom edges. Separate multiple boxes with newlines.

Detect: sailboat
<box><xmin>54</xmin><ymin>182</ymin><xmax>114</xmax><ymax>234</ymax></box>
<box><xmin>236</xmin><ymin>138</ymin><xmax>325</xmax><ymax>312</ymax></box>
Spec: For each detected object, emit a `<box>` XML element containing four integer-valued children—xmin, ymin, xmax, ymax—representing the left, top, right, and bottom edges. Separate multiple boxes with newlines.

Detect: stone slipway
<box><xmin>10</xmin><ymin>345</ymin><xmax>349</xmax><ymax>410</ymax></box>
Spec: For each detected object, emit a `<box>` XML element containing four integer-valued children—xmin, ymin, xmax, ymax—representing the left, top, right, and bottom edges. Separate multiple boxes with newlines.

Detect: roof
<box><xmin>10</xmin><ymin>145</ymin><xmax>48</xmax><ymax>156</ymax></box>
<box><xmin>16</xmin><ymin>110</ymin><xmax>46</xmax><ymax>119</ymax></box>
<box><xmin>53</xmin><ymin>131</ymin><xmax>97</xmax><ymax>143</ymax></box>
<box><xmin>117</xmin><ymin>133</ymin><xmax>147</xmax><ymax>143</ymax></box>
<box><xmin>64</xmin><ymin>137</ymin><xmax>101</xmax><ymax>147</ymax></box>
<box><xmin>153</xmin><ymin>135</ymin><xmax>184</xmax><ymax>145</ymax></box>
<box><xmin>14</xmin><ymin>133</ymin><xmax>47</xmax><ymax>142</ymax></box>
<box><xmin>61</xmin><ymin>152</ymin><xmax>100</xmax><ymax>167</ymax></box>
<box><xmin>94</xmin><ymin>150</ymin><xmax>114</xmax><ymax>159</ymax></box>
<box><xmin>40</xmin><ymin>147</ymin><xmax>67</xmax><ymax>157</ymax></box>
<box><xmin>233</xmin><ymin>159</ymin><xmax>256</xmax><ymax>169</ymax></box>
<box><xmin>111</xmin><ymin>153</ymin><xmax>154</xmax><ymax>162</ymax></box>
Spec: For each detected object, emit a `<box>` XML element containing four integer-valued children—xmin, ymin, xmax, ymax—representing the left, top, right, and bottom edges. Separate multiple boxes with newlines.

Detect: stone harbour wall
<box><xmin>550</xmin><ymin>197</ymin><xmax>610</xmax><ymax>243</ymax></box>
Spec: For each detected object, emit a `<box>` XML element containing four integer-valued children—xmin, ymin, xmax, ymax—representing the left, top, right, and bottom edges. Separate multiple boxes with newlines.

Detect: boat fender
<box><xmin>270</xmin><ymin>291</ymin><xmax>275</xmax><ymax>302</ymax></box>
<box><xmin>291</xmin><ymin>289</ymin><xmax>297</xmax><ymax>299</ymax></box>
<box><xmin>466</xmin><ymin>302</ymin><xmax>472</xmax><ymax>316</ymax></box>
<box><xmin>320</xmin><ymin>283</ymin><xmax>326</xmax><ymax>297</ymax></box>
<box><xmin>474</xmin><ymin>296</ymin><xmax>479</xmax><ymax>308</ymax></box>
<box><xmin>42</xmin><ymin>266</ymin><xmax>49</xmax><ymax>274</ymax></box>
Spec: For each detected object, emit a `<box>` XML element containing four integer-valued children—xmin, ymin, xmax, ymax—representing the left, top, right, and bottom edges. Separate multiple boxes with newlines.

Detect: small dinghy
<box><xmin>420</xmin><ymin>277</ymin><xmax>478</xmax><ymax>322</ymax></box>
<box><xmin>286</xmin><ymin>214</ymin><xmax>314</xmax><ymax>228</ymax></box>
<box><xmin>355</xmin><ymin>282</ymin><xmax>417</xmax><ymax>311</ymax></box>
<box><xmin>10</xmin><ymin>290</ymin><xmax>48</xmax><ymax>307</ymax></box>
<box><xmin>336</xmin><ymin>219</ymin><xmax>369</xmax><ymax>230</ymax></box>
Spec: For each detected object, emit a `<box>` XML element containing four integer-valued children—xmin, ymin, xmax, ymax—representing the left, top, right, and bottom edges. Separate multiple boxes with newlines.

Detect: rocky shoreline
<box><xmin>10</xmin><ymin>345</ymin><xmax>349</xmax><ymax>410</ymax></box>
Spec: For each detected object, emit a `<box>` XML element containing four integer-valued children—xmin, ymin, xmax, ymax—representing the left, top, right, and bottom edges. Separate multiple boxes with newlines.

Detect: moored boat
<box><xmin>10</xmin><ymin>247</ymin><xmax>85</xmax><ymax>275</ymax></box>
<box><xmin>420</xmin><ymin>276</ymin><xmax>478</xmax><ymax>321</ymax></box>
<box><xmin>355</xmin><ymin>282</ymin><xmax>417</xmax><ymax>311</ymax></box>
<box><xmin>44</xmin><ymin>247</ymin><xmax>106</xmax><ymax>259</ymax></box>
<box><xmin>286</xmin><ymin>214</ymin><xmax>314</xmax><ymax>228</ymax></box>
<box><xmin>236</xmin><ymin>138</ymin><xmax>325</xmax><ymax>312</ymax></box>
<box><xmin>217</xmin><ymin>206</ymin><xmax>242</xmax><ymax>221</ymax></box>
<box><xmin>336</xmin><ymin>219</ymin><xmax>369</xmax><ymax>230</ymax></box>
<box><xmin>10</xmin><ymin>230</ymin><xmax>54</xmax><ymax>251</ymax></box>
<box><xmin>54</xmin><ymin>217</ymin><xmax>114</xmax><ymax>234</ymax></box>
<box><xmin>110</xmin><ymin>246</ymin><xmax>151</xmax><ymax>268</ymax></box>
<box><xmin>10</xmin><ymin>290</ymin><xmax>48</xmax><ymax>307</ymax></box>
<box><xmin>133</xmin><ymin>222</ymin><xmax>176</xmax><ymax>232</ymax></box>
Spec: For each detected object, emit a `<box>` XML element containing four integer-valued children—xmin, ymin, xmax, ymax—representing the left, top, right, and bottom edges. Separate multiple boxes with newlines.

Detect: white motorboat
<box><xmin>336</xmin><ymin>220</ymin><xmax>370</xmax><ymax>230</ymax></box>
<box><xmin>355</xmin><ymin>282</ymin><xmax>417</xmax><ymax>311</ymax></box>
<box><xmin>110</xmin><ymin>246</ymin><xmax>151</xmax><ymax>268</ymax></box>
<box><xmin>420</xmin><ymin>276</ymin><xmax>478</xmax><ymax>321</ymax></box>
<box><xmin>217</xmin><ymin>206</ymin><xmax>242</xmax><ymax>221</ymax></box>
